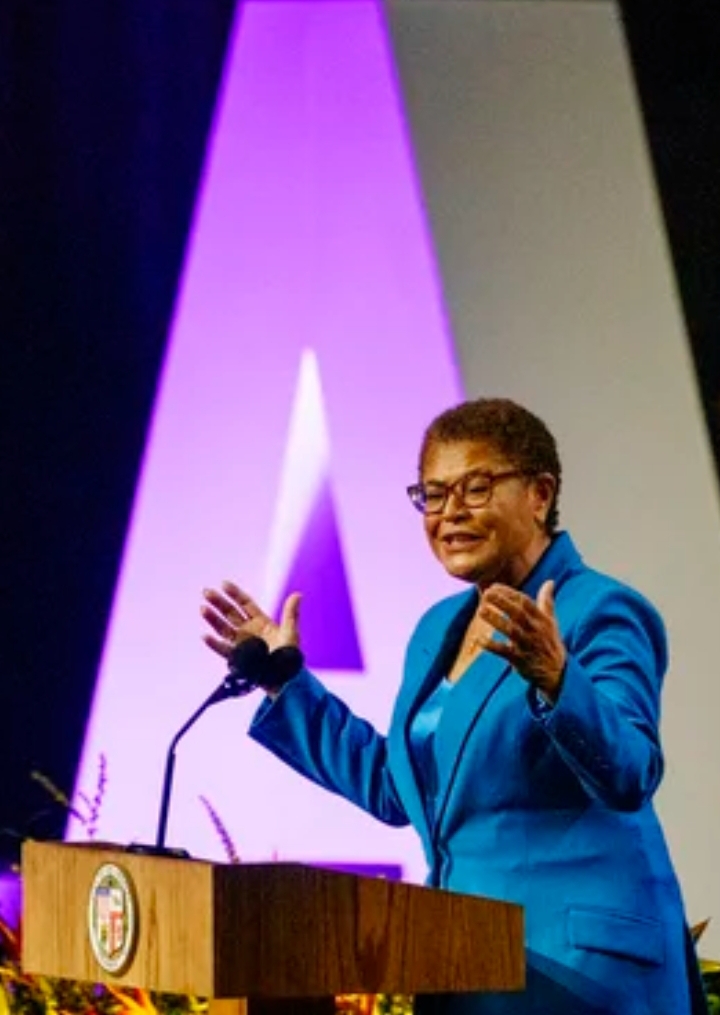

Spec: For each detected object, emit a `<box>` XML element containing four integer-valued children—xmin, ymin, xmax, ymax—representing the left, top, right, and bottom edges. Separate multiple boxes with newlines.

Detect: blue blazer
<box><xmin>250</xmin><ymin>533</ymin><xmax>704</xmax><ymax>1014</ymax></box>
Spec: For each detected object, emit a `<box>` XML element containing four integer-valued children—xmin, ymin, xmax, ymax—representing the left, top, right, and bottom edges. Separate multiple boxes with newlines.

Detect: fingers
<box><xmin>479</xmin><ymin>581</ymin><xmax>565</xmax><ymax>692</ymax></box>
<box><xmin>218</xmin><ymin>581</ymin><xmax>264</xmax><ymax>620</ymax></box>
<box><xmin>477</xmin><ymin>582</ymin><xmax>550</xmax><ymax>659</ymax></box>
<box><xmin>200</xmin><ymin>583</ymin><xmax>302</xmax><ymax>657</ymax></box>
<box><xmin>201</xmin><ymin>581</ymin><xmax>258</xmax><ymax>651</ymax></box>
<box><xmin>482</xmin><ymin>584</ymin><xmax>532</xmax><ymax>621</ymax></box>
<box><xmin>481</xmin><ymin>582</ymin><xmax>557</xmax><ymax>634</ymax></box>
<box><xmin>478</xmin><ymin>600</ymin><xmax>515</xmax><ymax>639</ymax></box>
<box><xmin>202</xmin><ymin>632</ymin><xmax>233</xmax><ymax>660</ymax></box>
<box><xmin>480</xmin><ymin>636</ymin><xmax>517</xmax><ymax>662</ymax></box>
<box><xmin>279</xmin><ymin>592</ymin><xmax>302</xmax><ymax>645</ymax></box>
<box><xmin>537</xmin><ymin>579</ymin><xmax>555</xmax><ymax>616</ymax></box>
<box><xmin>202</xmin><ymin>582</ymin><xmax>266</xmax><ymax>628</ymax></box>
<box><xmin>201</xmin><ymin>588</ymin><xmax>237</xmax><ymax>638</ymax></box>
<box><xmin>200</xmin><ymin>600</ymin><xmax>236</xmax><ymax>644</ymax></box>
<box><xmin>479</xmin><ymin>586</ymin><xmax>533</xmax><ymax>647</ymax></box>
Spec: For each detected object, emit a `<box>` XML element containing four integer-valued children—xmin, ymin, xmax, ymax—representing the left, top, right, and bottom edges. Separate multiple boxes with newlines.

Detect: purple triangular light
<box><xmin>273</xmin><ymin>476</ymin><xmax>363</xmax><ymax>672</ymax></box>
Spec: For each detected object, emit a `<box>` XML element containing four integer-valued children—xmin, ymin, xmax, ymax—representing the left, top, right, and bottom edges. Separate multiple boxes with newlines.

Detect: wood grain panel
<box><xmin>213</xmin><ymin>863</ymin><xmax>523</xmax><ymax>997</ymax></box>
<box><xmin>23</xmin><ymin>841</ymin><xmax>216</xmax><ymax>995</ymax></box>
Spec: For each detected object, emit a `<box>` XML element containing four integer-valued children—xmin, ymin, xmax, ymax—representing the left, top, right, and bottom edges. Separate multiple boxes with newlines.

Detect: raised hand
<box><xmin>477</xmin><ymin>579</ymin><xmax>566</xmax><ymax>701</ymax></box>
<box><xmin>201</xmin><ymin>581</ymin><xmax>301</xmax><ymax>660</ymax></box>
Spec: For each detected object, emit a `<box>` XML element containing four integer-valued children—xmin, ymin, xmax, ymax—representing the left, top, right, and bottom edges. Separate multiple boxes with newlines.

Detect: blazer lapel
<box><xmin>387</xmin><ymin>590</ymin><xmax>476</xmax><ymax>843</ymax></box>
<box><xmin>431</xmin><ymin>649</ymin><xmax>512</xmax><ymax>836</ymax></box>
<box><xmin>391</xmin><ymin>534</ymin><xmax>584</xmax><ymax>850</ymax></box>
<box><xmin>429</xmin><ymin>533</ymin><xmax>584</xmax><ymax>836</ymax></box>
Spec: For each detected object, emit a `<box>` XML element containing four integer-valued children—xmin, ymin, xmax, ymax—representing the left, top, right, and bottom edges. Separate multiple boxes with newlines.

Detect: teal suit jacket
<box><xmin>250</xmin><ymin>533</ymin><xmax>704</xmax><ymax>1014</ymax></box>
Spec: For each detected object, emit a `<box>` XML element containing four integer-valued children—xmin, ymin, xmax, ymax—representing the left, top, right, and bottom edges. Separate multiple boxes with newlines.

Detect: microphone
<box><xmin>130</xmin><ymin>638</ymin><xmax>304</xmax><ymax>857</ymax></box>
<box><xmin>211</xmin><ymin>637</ymin><xmax>304</xmax><ymax>699</ymax></box>
<box><xmin>211</xmin><ymin>636</ymin><xmax>271</xmax><ymax>703</ymax></box>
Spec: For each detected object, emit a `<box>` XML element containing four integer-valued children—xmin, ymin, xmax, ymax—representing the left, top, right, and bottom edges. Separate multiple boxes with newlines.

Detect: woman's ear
<box><xmin>532</xmin><ymin>473</ymin><xmax>556</xmax><ymax>527</ymax></box>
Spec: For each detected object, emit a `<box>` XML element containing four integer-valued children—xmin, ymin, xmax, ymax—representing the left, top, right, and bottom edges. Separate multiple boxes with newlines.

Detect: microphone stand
<box><xmin>154</xmin><ymin>673</ymin><xmax>256</xmax><ymax>853</ymax></box>
<box><xmin>126</xmin><ymin>637</ymin><xmax>294</xmax><ymax>859</ymax></box>
<box><xmin>126</xmin><ymin>667</ymin><xmax>257</xmax><ymax>859</ymax></box>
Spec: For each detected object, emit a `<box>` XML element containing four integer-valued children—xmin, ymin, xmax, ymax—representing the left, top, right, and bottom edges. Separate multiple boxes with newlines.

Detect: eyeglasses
<box><xmin>406</xmin><ymin>469</ymin><xmax>526</xmax><ymax>515</ymax></box>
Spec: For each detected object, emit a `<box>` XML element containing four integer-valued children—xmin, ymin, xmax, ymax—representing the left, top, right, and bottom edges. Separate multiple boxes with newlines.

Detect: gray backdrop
<box><xmin>387</xmin><ymin>0</ymin><xmax>720</xmax><ymax>950</ymax></box>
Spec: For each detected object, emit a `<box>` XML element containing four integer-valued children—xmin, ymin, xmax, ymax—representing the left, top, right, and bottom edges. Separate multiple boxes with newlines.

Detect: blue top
<box><xmin>408</xmin><ymin>677</ymin><xmax>453</xmax><ymax>830</ymax></box>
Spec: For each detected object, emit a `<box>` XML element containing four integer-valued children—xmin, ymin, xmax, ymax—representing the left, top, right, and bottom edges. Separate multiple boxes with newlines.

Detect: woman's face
<box><xmin>420</xmin><ymin>439</ymin><xmax>555</xmax><ymax>588</ymax></box>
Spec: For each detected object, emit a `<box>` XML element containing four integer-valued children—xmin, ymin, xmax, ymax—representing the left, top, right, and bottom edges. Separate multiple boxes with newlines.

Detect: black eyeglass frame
<box><xmin>406</xmin><ymin>468</ymin><xmax>527</xmax><ymax>515</ymax></box>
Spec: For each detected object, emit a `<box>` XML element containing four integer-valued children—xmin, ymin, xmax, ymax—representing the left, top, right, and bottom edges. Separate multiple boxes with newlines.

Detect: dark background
<box><xmin>0</xmin><ymin>0</ymin><xmax>718</xmax><ymax>857</ymax></box>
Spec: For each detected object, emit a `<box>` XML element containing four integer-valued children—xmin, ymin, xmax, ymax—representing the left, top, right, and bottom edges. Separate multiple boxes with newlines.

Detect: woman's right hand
<box><xmin>201</xmin><ymin>581</ymin><xmax>302</xmax><ymax>661</ymax></box>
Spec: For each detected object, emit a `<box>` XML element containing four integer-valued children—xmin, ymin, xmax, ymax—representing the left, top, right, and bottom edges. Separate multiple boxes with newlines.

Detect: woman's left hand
<box><xmin>477</xmin><ymin>579</ymin><xmax>566</xmax><ymax>702</ymax></box>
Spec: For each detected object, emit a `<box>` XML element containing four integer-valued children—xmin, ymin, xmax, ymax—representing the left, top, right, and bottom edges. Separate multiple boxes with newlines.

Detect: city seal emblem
<box><xmin>87</xmin><ymin>862</ymin><xmax>138</xmax><ymax>974</ymax></box>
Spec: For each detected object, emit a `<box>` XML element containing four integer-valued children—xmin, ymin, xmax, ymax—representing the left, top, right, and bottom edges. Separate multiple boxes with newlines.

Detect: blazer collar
<box><xmin>518</xmin><ymin>530</ymin><xmax>583</xmax><ymax>599</ymax></box>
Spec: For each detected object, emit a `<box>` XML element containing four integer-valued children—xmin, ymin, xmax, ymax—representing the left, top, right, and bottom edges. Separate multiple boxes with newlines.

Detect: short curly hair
<box><xmin>419</xmin><ymin>398</ymin><xmax>562</xmax><ymax>533</ymax></box>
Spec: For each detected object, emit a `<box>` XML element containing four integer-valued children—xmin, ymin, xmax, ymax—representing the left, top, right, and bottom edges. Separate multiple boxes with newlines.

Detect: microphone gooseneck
<box><xmin>149</xmin><ymin>637</ymin><xmax>304</xmax><ymax>854</ymax></box>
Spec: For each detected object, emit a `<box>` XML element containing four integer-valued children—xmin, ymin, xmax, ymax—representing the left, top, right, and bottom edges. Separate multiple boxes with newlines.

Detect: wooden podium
<box><xmin>22</xmin><ymin>841</ymin><xmax>524</xmax><ymax>1014</ymax></box>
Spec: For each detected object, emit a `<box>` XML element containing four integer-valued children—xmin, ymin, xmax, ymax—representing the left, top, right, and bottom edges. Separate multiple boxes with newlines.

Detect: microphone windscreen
<box><xmin>267</xmin><ymin>646</ymin><xmax>304</xmax><ymax>687</ymax></box>
<box><xmin>228</xmin><ymin>637</ymin><xmax>270</xmax><ymax>678</ymax></box>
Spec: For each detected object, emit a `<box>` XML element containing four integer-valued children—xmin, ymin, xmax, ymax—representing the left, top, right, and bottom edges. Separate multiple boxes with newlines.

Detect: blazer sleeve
<box><xmin>529</xmin><ymin>583</ymin><xmax>667</xmax><ymax>811</ymax></box>
<box><xmin>248</xmin><ymin>668</ymin><xmax>410</xmax><ymax>827</ymax></box>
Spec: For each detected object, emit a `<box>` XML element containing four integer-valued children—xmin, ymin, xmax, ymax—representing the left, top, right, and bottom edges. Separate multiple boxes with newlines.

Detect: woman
<box><xmin>201</xmin><ymin>398</ymin><xmax>705</xmax><ymax>1014</ymax></box>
